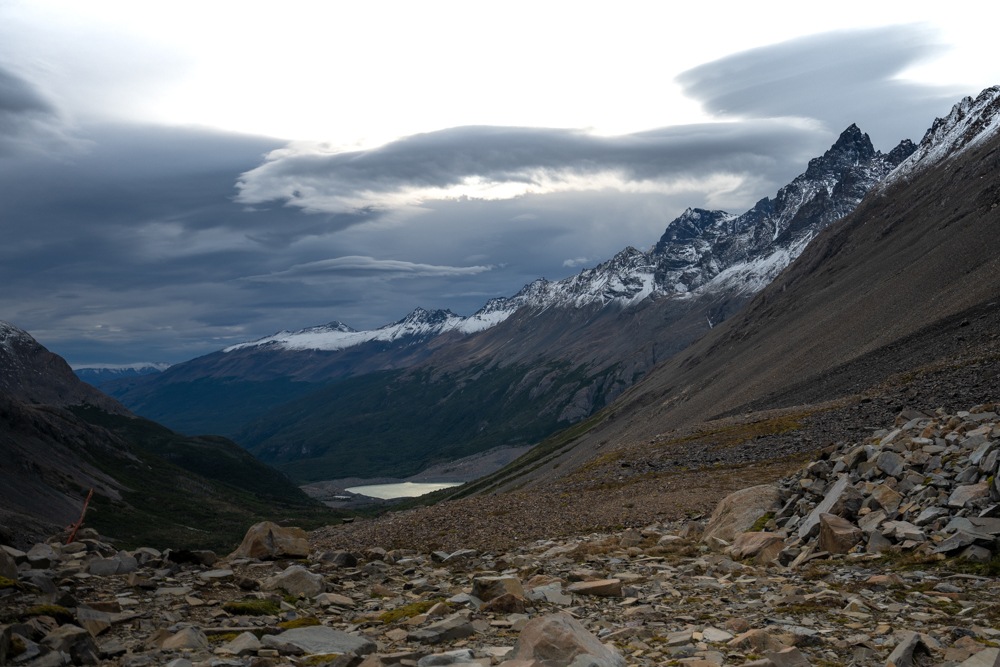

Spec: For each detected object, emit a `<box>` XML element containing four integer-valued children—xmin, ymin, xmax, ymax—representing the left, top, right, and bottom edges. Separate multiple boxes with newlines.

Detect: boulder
<box><xmin>262</xmin><ymin>565</ymin><xmax>325</xmax><ymax>598</ymax></box>
<box><xmin>160</xmin><ymin>626</ymin><xmax>208</xmax><ymax>651</ymax></box>
<box><xmin>703</xmin><ymin>485</ymin><xmax>781</xmax><ymax>543</ymax></box>
<box><xmin>499</xmin><ymin>612</ymin><xmax>625</xmax><ymax>667</ymax></box>
<box><xmin>471</xmin><ymin>576</ymin><xmax>525</xmax><ymax>602</ymax></box>
<box><xmin>566</xmin><ymin>579</ymin><xmax>623</xmax><ymax>597</ymax></box>
<box><xmin>217</xmin><ymin>631</ymin><xmax>262</xmax><ymax>657</ymax></box>
<box><xmin>229</xmin><ymin>521</ymin><xmax>310</xmax><ymax>560</ymax></box>
<box><xmin>0</xmin><ymin>548</ymin><xmax>16</xmax><ymax>579</ymax></box>
<box><xmin>727</xmin><ymin>532</ymin><xmax>786</xmax><ymax>563</ymax></box>
<box><xmin>816</xmin><ymin>513</ymin><xmax>862</xmax><ymax>554</ymax></box>
<box><xmin>885</xmin><ymin>631</ymin><xmax>932</xmax><ymax>667</ymax></box>
<box><xmin>797</xmin><ymin>476</ymin><xmax>862</xmax><ymax>539</ymax></box>
<box><xmin>262</xmin><ymin>625</ymin><xmax>376</xmax><ymax>656</ymax></box>
<box><xmin>959</xmin><ymin>647</ymin><xmax>1000</xmax><ymax>667</ymax></box>
<box><xmin>408</xmin><ymin>613</ymin><xmax>477</xmax><ymax>645</ymax></box>
<box><xmin>950</xmin><ymin>483</ymin><xmax>990</xmax><ymax>509</ymax></box>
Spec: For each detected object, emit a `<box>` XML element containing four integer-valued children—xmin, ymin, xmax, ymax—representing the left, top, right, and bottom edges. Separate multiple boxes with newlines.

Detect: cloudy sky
<box><xmin>1</xmin><ymin>1</ymin><xmax>997</xmax><ymax>366</ymax></box>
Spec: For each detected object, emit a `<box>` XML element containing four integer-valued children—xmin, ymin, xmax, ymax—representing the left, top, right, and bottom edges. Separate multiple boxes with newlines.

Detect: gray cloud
<box><xmin>236</xmin><ymin>120</ymin><xmax>824</xmax><ymax>215</ymax></box>
<box><xmin>0</xmin><ymin>63</ymin><xmax>76</xmax><ymax>156</ymax></box>
<box><xmin>244</xmin><ymin>256</ymin><xmax>496</xmax><ymax>283</ymax></box>
<box><xmin>2</xmin><ymin>27</ymin><xmax>980</xmax><ymax>366</ymax></box>
<box><xmin>676</xmin><ymin>25</ymin><xmax>964</xmax><ymax>149</ymax></box>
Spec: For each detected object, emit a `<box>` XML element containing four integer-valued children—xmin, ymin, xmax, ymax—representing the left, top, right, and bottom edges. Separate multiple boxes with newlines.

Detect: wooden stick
<box><xmin>66</xmin><ymin>488</ymin><xmax>94</xmax><ymax>544</ymax></box>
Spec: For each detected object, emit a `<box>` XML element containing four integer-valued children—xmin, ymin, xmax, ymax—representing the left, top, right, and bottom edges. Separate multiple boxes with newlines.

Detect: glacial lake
<box><xmin>345</xmin><ymin>481</ymin><xmax>463</xmax><ymax>499</ymax></box>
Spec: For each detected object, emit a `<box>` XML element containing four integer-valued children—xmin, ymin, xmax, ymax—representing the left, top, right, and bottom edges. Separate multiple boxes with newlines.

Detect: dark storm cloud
<box><xmin>235</xmin><ymin>120</ymin><xmax>824</xmax><ymax>214</ymax></box>
<box><xmin>676</xmin><ymin>25</ymin><xmax>964</xmax><ymax>148</ymax></box>
<box><xmin>0</xmin><ymin>63</ymin><xmax>74</xmax><ymax>156</ymax></box>
<box><xmin>0</xmin><ymin>66</ymin><xmax>54</xmax><ymax>114</ymax></box>
<box><xmin>4</xmin><ymin>26</ymin><xmax>976</xmax><ymax>366</ymax></box>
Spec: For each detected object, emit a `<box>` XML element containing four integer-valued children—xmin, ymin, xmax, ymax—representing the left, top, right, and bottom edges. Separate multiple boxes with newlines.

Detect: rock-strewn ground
<box><xmin>4</xmin><ymin>406</ymin><xmax>1000</xmax><ymax>667</ymax></box>
<box><xmin>4</xmin><ymin>519</ymin><xmax>1000</xmax><ymax>667</ymax></box>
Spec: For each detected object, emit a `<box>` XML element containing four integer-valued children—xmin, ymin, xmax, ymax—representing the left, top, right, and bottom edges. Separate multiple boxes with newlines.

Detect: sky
<box><xmin>1</xmin><ymin>1</ymin><xmax>997</xmax><ymax>366</ymax></box>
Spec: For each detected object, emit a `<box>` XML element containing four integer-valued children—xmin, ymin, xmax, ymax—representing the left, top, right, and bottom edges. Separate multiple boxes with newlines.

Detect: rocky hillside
<box><xmin>4</xmin><ymin>405</ymin><xmax>1000</xmax><ymax>667</ymax></box>
<box><xmin>0</xmin><ymin>321</ymin><xmax>336</xmax><ymax>549</ymax></box>
<box><xmin>1</xmin><ymin>322</ymin><xmax>128</xmax><ymax>415</ymax></box>
<box><xmin>468</xmin><ymin>86</ymin><xmax>1000</xmax><ymax>495</ymax></box>
<box><xmin>108</xmin><ymin>124</ymin><xmax>914</xmax><ymax>482</ymax></box>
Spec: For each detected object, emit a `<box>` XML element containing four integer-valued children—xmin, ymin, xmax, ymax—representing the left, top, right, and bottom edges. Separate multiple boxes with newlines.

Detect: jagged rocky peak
<box><xmin>653</xmin><ymin>208</ymin><xmax>734</xmax><ymax>253</ymax></box>
<box><xmin>396</xmin><ymin>307</ymin><xmax>459</xmax><ymax>327</ymax></box>
<box><xmin>645</xmin><ymin>122</ymin><xmax>916</xmax><ymax>298</ymax></box>
<box><xmin>887</xmin><ymin>85</ymin><xmax>1000</xmax><ymax>185</ymax></box>
<box><xmin>802</xmin><ymin>123</ymin><xmax>876</xmax><ymax>179</ymax></box>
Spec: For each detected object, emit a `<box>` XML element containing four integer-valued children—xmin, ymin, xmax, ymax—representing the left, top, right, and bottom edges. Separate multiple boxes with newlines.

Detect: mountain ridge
<box><xmin>0</xmin><ymin>320</ymin><xmax>336</xmax><ymax>548</ymax></box>
<box><xmin>113</xmin><ymin>91</ymin><xmax>1000</xmax><ymax>483</ymax></box>
<box><xmin>106</xmin><ymin>120</ymin><xmax>919</xmax><ymax>481</ymax></box>
<box><xmin>222</xmin><ymin>124</ymin><xmax>915</xmax><ymax>357</ymax></box>
<box><xmin>466</xmin><ymin>86</ymin><xmax>1000</xmax><ymax>495</ymax></box>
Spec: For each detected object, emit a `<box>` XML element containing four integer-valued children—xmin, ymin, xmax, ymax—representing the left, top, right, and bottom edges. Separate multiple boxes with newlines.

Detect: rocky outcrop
<box><xmin>708</xmin><ymin>404</ymin><xmax>1000</xmax><ymax>567</ymax></box>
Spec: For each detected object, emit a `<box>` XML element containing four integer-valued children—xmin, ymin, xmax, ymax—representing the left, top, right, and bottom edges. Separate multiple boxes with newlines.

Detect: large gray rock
<box><xmin>499</xmin><ymin>613</ymin><xmax>625</xmax><ymax>667</ymax></box>
<box><xmin>798</xmin><ymin>476</ymin><xmax>861</xmax><ymax>539</ymax></box>
<box><xmin>950</xmin><ymin>482</ymin><xmax>990</xmax><ymax>509</ymax></box>
<box><xmin>565</xmin><ymin>579</ymin><xmax>623</xmax><ymax>597</ymax></box>
<box><xmin>262</xmin><ymin>626</ymin><xmax>376</xmax><ymax>656</ymax></box>
<box><xmin>471</xmin><ymin>575</ymin><xmax>525</xmax><ymax>602</ymax></box>
<box><xmin>217</xmin><ymin>631</ymin><xmax>262</xmax><ymax>657</ymax></box>
<box><xmin>0</xmin><ymin>548</ymin><xmax>16</xmax><ymax>579</ymax></box>
<box><xmin>727</xmin><ymin>532</ymin><xmax>785</xmax><ymax>563</ymax></box>
<box><xmin>26</xmin><ymin>543</ymin><xmax>59</xmax><ymax>569</ymax></box>
<box><xmin>886</xmin><ymin>631</ymin><xmax>931</xmax><ymax>667</ymax></box>
<box><xmin>959</xmin><ymin>647</ymin><xmax>1000</xmax><ymax>667</ymax></box>
<box><xmin>817</xmin><ymin>513</ymin><xmax>862</xmax><ymax>554</ymax></box>
<box><xmin>160</xmin><ymin>626</ymin><xmax>209</xmax><ymax>651</ymax></box>
<box><xmin>703</xmin><ymin>485</ymin><xmax>781</xmax><ymax>544</ymax></box>
<box><xmin>408</xmin><ymin>613</ymin><xmax>477</xmax><ymax>645</ymax></box>
<box><xmin>262</xmin><ymin>565</ymin><xmax>325</xmax><ymax>598</ymax></box>
<box><xmin>229</xmin><ymin>521</ymin><xmax>310</xmax><ymax>560</ymax></box>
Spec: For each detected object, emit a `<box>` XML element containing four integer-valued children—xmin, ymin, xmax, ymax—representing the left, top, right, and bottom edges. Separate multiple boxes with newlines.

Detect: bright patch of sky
<box><xmin>2</xmin><ymin>1</ymin><xmax>993</xmax><ymax>146</ymax></box>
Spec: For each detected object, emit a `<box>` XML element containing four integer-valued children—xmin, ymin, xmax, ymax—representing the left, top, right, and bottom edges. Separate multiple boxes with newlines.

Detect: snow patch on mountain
<box><xmin>884</xmin><ymin>86</ymin><xmax>1000</xmax><ymax>186</ymax></box>
<box><xmin>72</xmin><ymin>362</ymin><xmax>172</xmax><ymax>372</ymax></box>
<box><xmin>224</xmin><ymin>117</ymin><xmax>934</xmax><ymax>356</ymax></box>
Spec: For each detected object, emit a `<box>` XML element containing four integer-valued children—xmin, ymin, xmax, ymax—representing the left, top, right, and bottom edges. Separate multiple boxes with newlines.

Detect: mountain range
<box><xmin>4</xmin><ymin>85</ymin><xmax>999</xmax><ymax>551</ymax></box>
<box><xmin>104</xmin><ymin>122</ymin><xmax>918</xmax><ymax>481</ymax></box>
<box><xmin>461</xmin><ymin>85</ymin><xmax>1000</xmax><ymax>497</ymax></box>
<box><xmin>73</xmin><ymin>363</ymin><xmax>171</xmax><ymax>389</ymax></box>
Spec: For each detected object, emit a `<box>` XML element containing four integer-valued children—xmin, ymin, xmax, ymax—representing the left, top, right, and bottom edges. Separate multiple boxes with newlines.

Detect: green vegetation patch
<box><xmin>278</xmin><ymin>616</ymin><xmax>321</xmax><ymax>630</ymax></box>
<box><xmin>223</xmin><ymin>598</ymin><xmax>281</xmax><ymax>616</ymax></box>
<box><xmin>378</xmin><ymin>598</ymin><xmax>446</xmax><ymax>624</ymax></box>
<box><xmin>25</xmin><ymin>605</ymin><xmax>74</xmax><ymax>623</ymax></box>
<box><xmin>0</xmin><ymin>576</ymin><xmax>23</xmax><ymax>590</ymax></box>
<box><xmin>750</xmin><ymin>512</ymin><xmax>775</xmax><ymax>532</ymax></box>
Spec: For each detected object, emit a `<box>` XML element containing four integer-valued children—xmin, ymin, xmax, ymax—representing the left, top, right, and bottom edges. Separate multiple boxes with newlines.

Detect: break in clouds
<box><xmin>235</xmin><ymin>26</ymin><xmax>958</xmax><ymax>220</ymax></box>
<box><xmin>0</xmin><ymin>25</ymin><xmax>974</xmax><ymax>364</ymax></box>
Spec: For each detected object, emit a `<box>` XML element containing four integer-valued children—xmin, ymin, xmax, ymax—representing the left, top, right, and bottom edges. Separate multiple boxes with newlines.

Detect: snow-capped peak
<box><xmin>71</xmin><ymin>362</ymin><xmax>172</xmax><ymax>372</ymax></box>
<box><xmin>884</xmin><ymin>86</ymin><xmax>1000</xmax><ymax>186</ymax></box>
<box><xmin>223</xmin><ymin>117</ymin><xmax>932</xmax><ymax>356</ymax></box>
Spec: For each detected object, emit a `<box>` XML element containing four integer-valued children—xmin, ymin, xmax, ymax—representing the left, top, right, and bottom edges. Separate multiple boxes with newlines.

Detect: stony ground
<box><xmin>4</xmin><ymin>520</ymin><xmax>1000</xmax><ymax>667</ymax></box>
<box><xmin>4</xmin><ymin>404</ymin><xmax>1000</xmax><ymax>667</ymax></box>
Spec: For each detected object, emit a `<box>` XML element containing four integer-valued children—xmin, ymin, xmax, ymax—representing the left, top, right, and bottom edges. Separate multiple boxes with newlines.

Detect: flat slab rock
<box><xmin>262</xmin><ymin>626</ymin><xmax>376</xmax><ymax>656</ymax></box>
